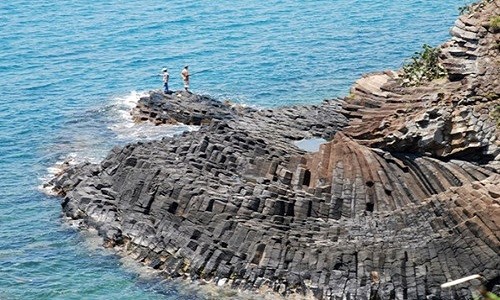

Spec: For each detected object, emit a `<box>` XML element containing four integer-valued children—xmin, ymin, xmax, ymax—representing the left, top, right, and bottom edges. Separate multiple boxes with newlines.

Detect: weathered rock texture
<box><xmin>344</xmin><ymin>1</ymin><xmax>500</xmax><ymax>165</ymax></box>
<box><xmin>50</xmin><ymin>2</ymin><xmax>500</xmax><ymax>299</ymax></box>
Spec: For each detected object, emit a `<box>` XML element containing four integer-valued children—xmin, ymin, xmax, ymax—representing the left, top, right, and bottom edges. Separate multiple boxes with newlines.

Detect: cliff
<box><xmin>49</xmin><ymin>1</ymin><xmax>499</xmax><ymax>299</ymax></box>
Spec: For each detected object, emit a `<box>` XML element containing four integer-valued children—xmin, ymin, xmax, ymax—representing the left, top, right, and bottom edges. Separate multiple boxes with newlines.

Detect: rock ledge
<box><xmin>50</xmin><ymin>2</ymin><xmax>499</xmax><ymax>299</ymax></box>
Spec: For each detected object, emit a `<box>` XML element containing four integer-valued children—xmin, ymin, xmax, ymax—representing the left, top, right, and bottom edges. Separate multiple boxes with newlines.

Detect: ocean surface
<box><xmin>0</xmin><ymin>1</ymin><xmax>472</xmax><ymax>299</ymax></box>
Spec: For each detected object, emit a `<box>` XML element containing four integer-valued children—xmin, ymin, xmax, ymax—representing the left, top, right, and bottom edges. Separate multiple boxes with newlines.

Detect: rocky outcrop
<box><xmin>131</xmin><ymin>91</ymin><xmax>239</xmax><ymax>125</ymax></box>
<box><xmin>49</xmin><ymin>1</ymin><xmax>500</xmax><ymax>299</ymax></box>
<box><xmin>343</xmin><ymin>0</ymin><xmax>500</xmax><ymax>168</ymax></box>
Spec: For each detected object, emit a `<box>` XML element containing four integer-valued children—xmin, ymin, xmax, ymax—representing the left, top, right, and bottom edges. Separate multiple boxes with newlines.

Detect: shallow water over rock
<box><xmin>293</xmin><ymin>138</ymin><xmax>327</xmax><ymax>152</ymax></box>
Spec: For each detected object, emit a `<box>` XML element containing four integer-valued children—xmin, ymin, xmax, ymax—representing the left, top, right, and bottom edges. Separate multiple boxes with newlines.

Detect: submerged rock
<box><xmin>50</xmin><ymin>1</ymin><xmax>499</xmax><ymax>299</ymax></box>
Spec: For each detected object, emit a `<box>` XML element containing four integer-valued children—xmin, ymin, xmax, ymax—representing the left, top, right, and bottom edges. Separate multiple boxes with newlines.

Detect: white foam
<box><xmin>108</xmin><ymin>90</ymin><xmax>199</xmax><ymax>142</ymax></box>
<box><xmin>38</xmin><ymin>153</ymin><xmax>79</xmax><ymax>195</ymax></box>
<box><xmin>113</xmin><ymin>90</ymin><xmax>148</xmax><ymax>119</ymax></box>
<box><xmin>39</xmin><ymin>90</ymin><xmax>200</xmax><ymax>194</ymax></box>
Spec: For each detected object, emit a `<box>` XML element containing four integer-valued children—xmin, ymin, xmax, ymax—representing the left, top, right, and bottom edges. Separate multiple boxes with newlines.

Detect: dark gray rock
<box><xmin>48</xmin><ymin>1</ymin><xmax>500</xmax><ymax>299</ymax></box>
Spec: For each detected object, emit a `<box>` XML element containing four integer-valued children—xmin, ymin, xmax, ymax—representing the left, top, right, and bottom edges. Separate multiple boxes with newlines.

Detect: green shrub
<box><xmin>399</xmin><ymin>44</ymin><xmax>447</xmax><ymax>87</ymax></box>
<box><xmin>459</xmin><ymin>0</ymin><xmax>494</xmax><ymax>15</ymax></box>
<box><xmin>490</xmin><ymin>16</ymin><xmax>500</xmax><ymax>30</ymax></box>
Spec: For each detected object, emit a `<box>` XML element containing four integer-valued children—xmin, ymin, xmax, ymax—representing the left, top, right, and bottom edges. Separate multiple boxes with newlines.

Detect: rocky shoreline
<box><xmin>49</xmin><ymin>2</ymin><xmax>499</xmax><ymax>299</ymax></box>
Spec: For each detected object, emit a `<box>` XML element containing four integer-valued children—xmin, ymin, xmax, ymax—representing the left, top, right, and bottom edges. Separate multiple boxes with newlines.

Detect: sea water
<box><xmin>0</xmin><ymin>1</ymin><xmax>472</xmax><ymax>299</ymax></box>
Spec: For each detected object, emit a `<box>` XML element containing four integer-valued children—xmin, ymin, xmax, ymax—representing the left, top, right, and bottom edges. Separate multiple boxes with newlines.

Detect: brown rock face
<box><xmin>301</xmin><ymin>133</ymin><xmax>496</xmax><ymax>217</ymax></box>
<box><xmin>49</xmin><ymin>1</ymin><xmax>499</xmax><ymax>299</ymax></box>
<box><xmin>343</xmin><ymin>1</ymin><xmax>500</xmax><ymax>162</ymax></box>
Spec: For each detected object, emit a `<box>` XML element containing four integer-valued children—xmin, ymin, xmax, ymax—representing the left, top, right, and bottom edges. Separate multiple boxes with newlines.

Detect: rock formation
<box><xmin>49</xmin><ymin>1</ymin><xmax>499</xmax><ymax>299</ymax></box>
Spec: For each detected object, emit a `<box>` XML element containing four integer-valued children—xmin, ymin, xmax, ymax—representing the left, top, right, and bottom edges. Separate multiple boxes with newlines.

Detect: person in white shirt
<box><xmin>162</xmin><ymin>68</ymin><xmax>170</xmax><ymax>94</ymax></box>
<box><xmin>181</xmin><ymin>66</ymin><xmax>189</xmax><ymax>92</ymax></box>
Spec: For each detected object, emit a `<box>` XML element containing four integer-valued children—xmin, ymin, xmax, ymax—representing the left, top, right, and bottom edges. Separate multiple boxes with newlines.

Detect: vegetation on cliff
<box><xmin>459</xmin><ymin>0</ymin><xmax>495</xmax><ymax>14</ymax></box>
<box><xmin>399</xmin><ymin>44</ymin><xmax>447</xmax><ymax>87</ymax></box>
<box><xmin>491</xmin><ymin>15</ymin><xmax>500</xmax><ymax>31</ymax></box>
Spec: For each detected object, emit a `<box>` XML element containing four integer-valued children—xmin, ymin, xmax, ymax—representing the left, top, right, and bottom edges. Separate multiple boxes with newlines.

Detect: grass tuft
<box><xmin>399</xmin><ymin>44</ymin><xmax>447</xmax><ymax>87</ymax></box>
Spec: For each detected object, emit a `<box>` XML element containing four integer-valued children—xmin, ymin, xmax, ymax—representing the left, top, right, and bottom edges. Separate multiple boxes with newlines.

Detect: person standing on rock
<box><xmin>181</xmin><ymin>65</ymin><xmax>189</xmax><ymax>92</ymax></box>
<box><xmin>162</xmin><ymin>68</ymin><xmax>170</xmax><ymax>94</ymax></box>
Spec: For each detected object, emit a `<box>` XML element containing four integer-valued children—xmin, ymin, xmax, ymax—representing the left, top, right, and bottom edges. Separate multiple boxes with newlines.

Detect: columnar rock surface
<box><xmin>50</xmin><ymin>2</ymin><xmax>499</xmax><ymax>299</ymax></box>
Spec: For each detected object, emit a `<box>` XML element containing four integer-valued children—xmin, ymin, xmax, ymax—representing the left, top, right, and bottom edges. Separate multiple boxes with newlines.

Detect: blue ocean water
<box><xmin>0</xmin><ymin>1</ymin><xmax>472</xmax><ymax>299</ymax></box>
